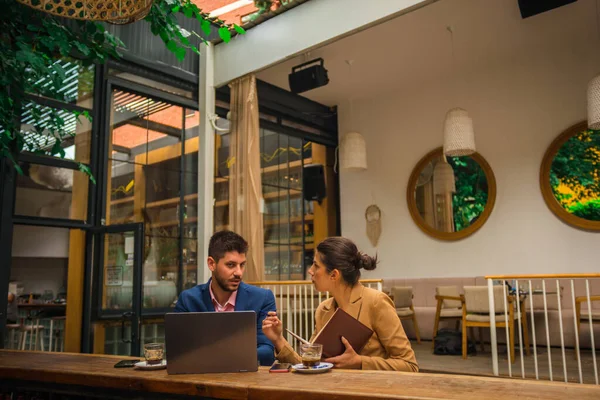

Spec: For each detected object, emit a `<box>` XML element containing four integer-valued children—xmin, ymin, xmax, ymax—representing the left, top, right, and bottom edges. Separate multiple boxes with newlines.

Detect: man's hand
<box><xmin>323</xmin><ymin>336</ymin><xmax>362</xmax><ymax>369</ymax></box>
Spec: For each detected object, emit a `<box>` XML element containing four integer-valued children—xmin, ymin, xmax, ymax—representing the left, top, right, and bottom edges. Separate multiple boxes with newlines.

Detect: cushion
<box><xmin>466</xmin><ymin>312</ymin><xmax>521</xmax><ymax>322</ymax></box>
<box><xmin>396</xmin><ymin>308</ymin><xmax>414</xmax><ymax>317</ymax></box>
<box><xmin>440</xmin><ymin>309</ymin><xmax>462</xmax><ymax>318</ymax></box>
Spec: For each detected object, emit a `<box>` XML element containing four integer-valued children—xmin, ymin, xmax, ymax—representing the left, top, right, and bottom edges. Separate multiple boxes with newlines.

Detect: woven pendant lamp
<box><xmin>443</xmin><ymin>107</ymin><xmax>476</xmax><ymax>157</ymax></box>
<box><xmin>339</xmin><ymin>132</ymin><xmax>367</xmax><ymax>171</ymax></box>
<box><xmin>587</xmin><ymin>74</ymin><xmax>600</xmax><ymax>129</ymax></box>
<box><xmin>433</xmin><ymin>158</ymin><xmax>456</xmax><ymax>195</ymax></box>
<box><xmin>16</xmin><ymin>0</ymin><xmax>153</xmax><ymax>24</ymax></box>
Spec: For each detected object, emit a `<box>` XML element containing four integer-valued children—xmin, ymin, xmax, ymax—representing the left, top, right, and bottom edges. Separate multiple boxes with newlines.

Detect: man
<box><xmin>174</xmin><ymin>231</ymin><xmax>276</xmax><ymax>366</ymax></box>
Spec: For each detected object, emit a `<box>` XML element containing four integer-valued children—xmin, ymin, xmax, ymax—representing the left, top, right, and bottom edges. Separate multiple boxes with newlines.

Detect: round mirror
<box><xmin>540</xmin><ymin>121</ymin><xmax>600</xmax><ymax>231</ymax></box>
<box><xmin>407</xmin><ymin>147</ymin><xmax>496</xmax><ymax>241</ymax></box>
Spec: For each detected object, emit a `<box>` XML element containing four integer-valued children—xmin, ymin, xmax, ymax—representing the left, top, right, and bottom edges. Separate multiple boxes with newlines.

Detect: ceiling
<box><xmin>256</xmin><ymin>0</ymin><xmax>598</xmax><ymax>106</ymax></box>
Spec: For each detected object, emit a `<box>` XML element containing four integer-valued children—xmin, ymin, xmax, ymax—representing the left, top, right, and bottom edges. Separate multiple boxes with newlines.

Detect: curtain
<box><xmin>228</xmin><ymin>75</ymin><xmax>264</xmax><ymax>282</ymax></box>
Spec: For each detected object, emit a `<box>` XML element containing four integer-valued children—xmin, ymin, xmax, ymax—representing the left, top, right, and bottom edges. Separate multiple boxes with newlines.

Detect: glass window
<box><xmin>14</xmin><ymin>163</ymin><xmax>88</xmax><ymax>220</ymax></box>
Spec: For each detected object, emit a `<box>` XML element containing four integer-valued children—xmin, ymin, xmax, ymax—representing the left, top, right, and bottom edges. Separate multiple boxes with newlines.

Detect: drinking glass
<box><xmin>300</xmin><ymin>343</ymin><xmax>322</xmax><ymax>367</ymax></box>
<box><xmin>144</xmin><ymin>343</ymin><xmax>164</xmax><ymax>365</ymax></box>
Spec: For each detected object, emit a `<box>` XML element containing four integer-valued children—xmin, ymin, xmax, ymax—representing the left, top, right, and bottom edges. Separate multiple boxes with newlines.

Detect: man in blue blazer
<box><xmin>174</xmin><ymin>231</ymin><xmax>276</xmax><ymax>366</ymax></box>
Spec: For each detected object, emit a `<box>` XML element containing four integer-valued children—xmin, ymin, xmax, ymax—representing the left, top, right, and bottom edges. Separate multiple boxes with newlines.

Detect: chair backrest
<box><xmin>391</xmin><ymin>286</ymin><xmax>413</xmax><ymax>309</ymax></box>
<box><xmin>436</xmin><ymin>286</ymin><xmax>462</xmax><ymax>309</ymax></box>
<box><xmin>463</xmin><ymin>286</ymin><xmax>507</xmax><ymax>314</ymax></box>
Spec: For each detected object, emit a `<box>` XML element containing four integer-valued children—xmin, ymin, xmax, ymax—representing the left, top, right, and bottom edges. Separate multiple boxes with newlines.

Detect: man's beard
<box><xmin>214</xmin><ymin>274</ymin><xmax>239</xmax><ymax>292</ymax></box>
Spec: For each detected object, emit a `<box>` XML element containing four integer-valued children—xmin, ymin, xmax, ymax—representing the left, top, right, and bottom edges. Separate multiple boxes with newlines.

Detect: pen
<box><xmin>286</xmin><ymin>328</ymin><xmax>311</xmax><ymax>345</ymax></box>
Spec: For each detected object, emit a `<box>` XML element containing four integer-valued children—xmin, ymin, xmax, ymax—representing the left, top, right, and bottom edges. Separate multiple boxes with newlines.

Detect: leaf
<box><xmin>183</xmin><ymin>6</ymin><xmax>193</xmax><ymax>18</ymax></box>
<box><xmin>180</xmin><ymin>27</ymin><xmax>191</xmax><ymax>38</ymax></box>
<box><xmin>201</xmin><ymin>19</ymin><xmax>211</xmax><ymax>36</ymax></box>
<box><xmin>78</xmin><ymin>163</ymin><xmax>96</xmax><ymax>185</ymax></box>
<box><xmin>218</xmin><ymin>26</ymin><xmax>231</xmax><ymax>43</ymax></box>
<box><xmin>174</xmin><ymin>47</ymin><xmax>186</xmax><ymax>61</ymax></box>
<box><xmin>233</xmin><ymin>24</ymin><xmax>246</xmax><ymax>34</ymax></box>
<box><xmin>166</xmin><ymin>40</ymin><xmax>178</xmax><ymax>53</ymax></box>
<box><xmin>73</xmin><ymin>41</ymin><xmax>91</xmax><ymax>56</ymax></box>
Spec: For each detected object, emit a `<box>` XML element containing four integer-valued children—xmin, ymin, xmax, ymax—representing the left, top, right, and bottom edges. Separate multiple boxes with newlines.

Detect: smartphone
<box><xmin>269</xmin><ymin>363</ymin><xmax>292</xmax><ymax>373</ymax></box>
<box><xmin>114</xmin><ymin>359</ymin><xmax>141</xmax><ymax>368</ymax></box>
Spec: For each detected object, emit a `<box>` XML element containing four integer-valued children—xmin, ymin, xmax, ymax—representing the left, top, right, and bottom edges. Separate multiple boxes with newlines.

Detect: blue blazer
<box><xmin>174</xmin><ymin>280</ymin><xmax>276</xmax><ymax>366</ymax></box>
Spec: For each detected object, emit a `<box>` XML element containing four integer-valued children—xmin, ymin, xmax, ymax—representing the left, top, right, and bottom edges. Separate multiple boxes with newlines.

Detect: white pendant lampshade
<box><xmin>340</xmin><ymin>132</ymin><xmax>367</xmax><ymax>171</ymax></box>
<box><xmin>433</xmin><ymin>159</ymin><xmax>456</xmax><ymax>195</ymax></box>
<box><xmin>443</xmin><ymin>107</ymin><xmax>476</xmax><ymax>157</ymax></box>
<box><xmin>587</xmin><ymin>74</ymin><xmax>600</xmax><ymax>129</ymax></box>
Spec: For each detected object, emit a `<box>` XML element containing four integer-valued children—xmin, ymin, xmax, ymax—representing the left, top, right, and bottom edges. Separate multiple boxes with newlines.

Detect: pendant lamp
<box><xmin>339</xmin><ymin>132</ymin><xmax>367</xmax><ymax>171</ymax></box>
<box><xmin>16</xmin><ymin>0</ymin><xmax>153</xmax><ymax>24</ymax></box>
<box><xmin>433</xmin><ymin>158</ymin><xmax>456</xmax><ymax>195</ymax></box>
<box><xmin>587</xmin><ymin>74</ymin><xmax>600</xmax><ymax>129</ymax></box>
<box><xmin>443</xmin><ymin>107</ymin><xmax>476</xmax><ymax>157</ymax></box>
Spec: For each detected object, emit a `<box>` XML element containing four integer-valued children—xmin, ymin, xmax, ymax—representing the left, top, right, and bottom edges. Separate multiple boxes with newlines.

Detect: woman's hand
<box><xmin>324</xmin><ymin>337</ymin><xmax>362</xmax><ymax>369</ymax></box>
<box><xmin>262</xmin><ymin>311</ymin><xmax>286</xmax><ymax>350</ymax></box>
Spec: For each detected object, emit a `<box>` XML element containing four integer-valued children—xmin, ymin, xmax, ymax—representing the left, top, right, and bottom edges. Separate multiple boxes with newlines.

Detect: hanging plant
<box><xmin>0</xmin><ymin>0</ymin><xmax>245</xmax><ymax>177</ymax></box>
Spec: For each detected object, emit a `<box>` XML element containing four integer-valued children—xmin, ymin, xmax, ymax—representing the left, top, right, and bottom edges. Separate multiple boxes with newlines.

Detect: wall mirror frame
<box><xmin>540</xmin><ymin>121</ymin><xmax>600</xmax><ymax>231</ymax></box>
<box><xmin>407</xmin><ymin>147</ymin><xmax>497</xmax><ymax>241</ymax></box>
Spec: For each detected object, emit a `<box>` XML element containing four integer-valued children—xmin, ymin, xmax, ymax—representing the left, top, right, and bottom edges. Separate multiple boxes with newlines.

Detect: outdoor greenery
<box><xmin>0</xmin><ymin>0</ymin><xmax>245</xmax><ymax>177</ymax></box>
<box><xmin>550</xmin><ymin>129</ymin><xmax>600</xmax><ymax>221</ymax></box>
<box><xmin>448</xmin><ymin>156</ymin><xmax>488</xmax><ymax>232</ymax></box>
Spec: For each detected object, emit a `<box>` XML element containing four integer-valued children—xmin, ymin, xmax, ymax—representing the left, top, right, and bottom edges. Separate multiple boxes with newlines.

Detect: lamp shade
<box><xmin>340</xmin><ymin>132</ymin><xmax>367</xmax><ymax>171</ymax></box>
<box><xmin>16</xmin><ymin>0</ymin><xmax>153</xmax><ymax>24</ymax></box>
<box><xmin>587</xmin><ymin>74</ymin><xmax>600</xmax><ymax>130</ymax></box>
<box><xmin>433</xmin><ymin>159</ymin><xmax>456</xmax><ymax>195</ymax></box>
<box><xmin>443</xmin><ymin>108</ymin><xmax>476</xmax><ymax>157</ymax></box>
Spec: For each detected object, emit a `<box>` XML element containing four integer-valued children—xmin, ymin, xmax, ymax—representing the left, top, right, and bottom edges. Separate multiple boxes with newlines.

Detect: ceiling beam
<box><xmin>213</xmin><ymin>0</ymin><xmax>436</xmax><ymax>86</ymax></box>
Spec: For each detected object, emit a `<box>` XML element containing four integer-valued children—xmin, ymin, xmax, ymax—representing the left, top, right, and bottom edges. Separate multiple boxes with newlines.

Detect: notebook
<box><xmin>312</xmin><ymin>308</ymin><xmax>374</xmax><ymax>358</ymax></box>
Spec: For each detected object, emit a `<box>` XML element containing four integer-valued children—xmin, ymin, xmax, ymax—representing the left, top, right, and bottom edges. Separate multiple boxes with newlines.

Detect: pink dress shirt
<box><xmin>209</xmin><ymin>283</ymin><xmax>237</xmax><ymax>312</ymax></box>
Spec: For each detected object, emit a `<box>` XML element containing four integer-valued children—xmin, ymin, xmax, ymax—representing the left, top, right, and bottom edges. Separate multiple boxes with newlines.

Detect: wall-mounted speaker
<box><xmin>518</xmin><ymin>0</ymin><xmax>577</xmax><ymax>19</ymax></box>
<box><xmin>303</xmin><ymin>164</ymin><xmax>326</xmax><ymax>203</ymax></box>
<box><xmin>289</xmin><ymin>58</ymin><xmax>329</xmax><ymax>94</ymax></box>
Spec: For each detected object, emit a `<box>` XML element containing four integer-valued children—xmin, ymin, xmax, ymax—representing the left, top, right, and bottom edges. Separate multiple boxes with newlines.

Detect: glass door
<box><xmin>91</xmin><ymin>223</ymin><xmax>143</xmax><ymax>356</ymax></box>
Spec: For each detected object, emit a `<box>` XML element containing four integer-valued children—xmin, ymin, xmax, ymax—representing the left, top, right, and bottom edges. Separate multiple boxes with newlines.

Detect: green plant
<box><xmin>0</xmin><ymin>0</ymin><xmax>245</xmax><ymax>177</ymax></box>
<box><xmin>449</xmin><ymin>156</ymin><xmax>489</xmax><ymax>232</ymax></box>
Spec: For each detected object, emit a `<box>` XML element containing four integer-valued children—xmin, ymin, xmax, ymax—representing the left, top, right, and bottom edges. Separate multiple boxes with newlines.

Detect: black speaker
<box><xmin>518</xmin><ymin>0</ymin><xmax>576</xmax><ymax>19</ymax></box>
<box><xmin>288</xmin><ymin>58</ymin><xmax>329</xmax><ymax>94</ymax></box>
<box><xmin>303</xmin><ymin>164</ymin><xmax>326</xmax><ymax>203</ymax></box>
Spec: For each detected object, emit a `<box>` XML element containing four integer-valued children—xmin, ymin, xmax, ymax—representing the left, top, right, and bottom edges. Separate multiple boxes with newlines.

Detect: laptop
<box><xmin>165</xmin><ymin>311</ymin><xmax>258</xmax><ymax>374</ymax></box>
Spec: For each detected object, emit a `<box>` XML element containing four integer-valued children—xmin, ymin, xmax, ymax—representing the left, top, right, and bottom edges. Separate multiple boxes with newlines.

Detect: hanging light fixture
<box><xmin>338</xmin><ymin>60</ymin><xmax>367</xmax><ymax>172</ymax></box>
<box><xmin>340</xmin><ymin>132</ymin><xmax>367</xmax><ymax>171</ymax></box>
<box><xmin>16</xmin><ymin>0</ymin><xmax>153</xmax><ymax>24</ymax></box>
<box><xmin>588</xmin><ymin>75</ymin><xmax>600</xmax><ymax>129</ymax></box>
<box><xmin>443</xmin><ymin>107</ymin><xmax>476</xmax><ymax>157</ymax></box>
<box><xmin>433</xmin><ymin>157</ymin><xmax>456</xmax><ymax>195</ymax></box>
<box><xmin>443</xmin><ymin>26</ymin><xmax>476</xmax><ymax>157</ymax></box>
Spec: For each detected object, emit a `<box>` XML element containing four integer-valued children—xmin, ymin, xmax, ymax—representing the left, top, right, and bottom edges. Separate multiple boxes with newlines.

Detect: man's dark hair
<box><xmin>208</xmin><ymin>231</ymin><xmax>248</xmax><ymax>262</ymax></box>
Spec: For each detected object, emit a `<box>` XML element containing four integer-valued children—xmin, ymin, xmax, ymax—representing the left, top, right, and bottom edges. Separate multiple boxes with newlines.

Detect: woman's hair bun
<box><xmin>357</xmin><ymin>252</ymin><xmax>378</xmax><ymax>271</ymax></box>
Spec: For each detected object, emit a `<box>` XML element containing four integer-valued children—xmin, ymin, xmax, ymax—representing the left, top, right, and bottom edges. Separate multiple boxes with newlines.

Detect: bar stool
<box><xmin>20</xmin><ymin>318</ymin><xmax>45</xmax><ymax>351</ymax></box>
<box><xmin>49</xmin><ymin>316</ymin><xmax>66</xmax><ymax>352</ymax></box>
<box><xmin>5</xmin><ymin>324</ymin><xmax>21</xmax><ymax>349</ymax></box>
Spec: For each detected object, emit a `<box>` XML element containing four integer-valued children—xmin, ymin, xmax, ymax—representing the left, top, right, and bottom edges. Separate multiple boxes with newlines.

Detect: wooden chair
<box><xmin>575</xmin><ymin>295</ymin><xmax>600</xmax><ymax>335</ymax></box>
<box><xmin>432</xmin><ymin>286</ymin><xmax>463</xmax><ymax>350</ymax></box>
<box><xmin>391</xmin><ymin>286</ymin><xmax>420</xmax><ymax>344</ymax></box>
<box><xmin>461</xmin><ymin>286</ymin><xmax>530</xmax><ymax>362</ymax></box>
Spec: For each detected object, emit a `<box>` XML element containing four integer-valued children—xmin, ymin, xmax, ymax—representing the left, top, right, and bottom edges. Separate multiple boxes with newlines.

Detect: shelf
<box><xmin>148</xmin><ymin>217</ymin><xmax>198</xmax><ymax>229</ymax></box>
<box><xmin>264</xmin><ymin>215</ymin><xmax>313</xmax><ymax>226</ymax></box>
<box><xmin>215</xmin><ymin>224</ymin><xmax>230</xmax><ymax>231</ymax></box>
<box><xmin>156</xmin><ymin>264</ymin><xmax>198</xmax><ymax>272</ymax></box>
<box><xmin>264</xmin><ymin>243</ymin><xmax>314</xmax><ymax>251</ymax></box>
<box><xmin>146</xmin><ymin>193</ymin><xmax>198</xmax><ymax>209</ymax></box>
<box><xmin>215</xmin><ymin>199</ymin><xmax>228</xmax><ymax>207</ymax></box>
<box><xmin>263</xmin><ymin>190</ymin><xmax>302</xmax><ymax>200</ymax></box>
<box><xmin>261</xmin><ymin>158</ymin><xmax>311</xmax><ymax>175</ymax></box>
<box><xmin>110</xmin><ymin>196</ymin><xmax>134</xmax><ymax>205</ymax></box>
<box><xmin>213</xmin><ymin>158</ymin><xmax>312</xmax><ymax>184</ymax></box>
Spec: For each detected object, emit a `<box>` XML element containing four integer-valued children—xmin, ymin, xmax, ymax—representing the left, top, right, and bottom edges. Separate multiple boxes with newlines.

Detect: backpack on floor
<box><xmin>433</xmin><ymin>328</ymin><xmax>476</xmax><ymax>355</ymax></box>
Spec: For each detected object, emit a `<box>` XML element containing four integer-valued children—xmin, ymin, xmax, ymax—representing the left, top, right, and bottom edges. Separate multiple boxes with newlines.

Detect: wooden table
<box><xmin>0</xmin><ymin>351</ymin><xmax>599</xmax><ymax>399</ymax></box>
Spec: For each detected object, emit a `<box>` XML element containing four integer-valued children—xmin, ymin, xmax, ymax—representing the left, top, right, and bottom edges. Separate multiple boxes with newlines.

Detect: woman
<box><xmin>262</xmin><ymin>237</ymin><xmax>418</xmax><ymax>372</ymax></box>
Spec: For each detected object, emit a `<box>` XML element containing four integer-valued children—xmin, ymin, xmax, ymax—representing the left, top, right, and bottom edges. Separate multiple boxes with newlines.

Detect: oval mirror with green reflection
<box><xmin>541</xmin><ymin>122</ymin><xmax>600</xmax><ymax>230</ymax></box>
<box><xmin>407</xmin><ymin>147</ymin><xmax>497</xmax><ymax>241</ymax></box>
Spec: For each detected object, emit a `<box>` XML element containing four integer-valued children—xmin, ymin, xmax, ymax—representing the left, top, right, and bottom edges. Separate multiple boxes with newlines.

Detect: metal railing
<box><xmin>248</xmin><ymin>279</ymin><xmax>383</xmax><ymax>349</ymax></box>
<box><xmin>485</xmin><ymin>274</ymin><xmax>600</xmax><ymax>384</ymax></box>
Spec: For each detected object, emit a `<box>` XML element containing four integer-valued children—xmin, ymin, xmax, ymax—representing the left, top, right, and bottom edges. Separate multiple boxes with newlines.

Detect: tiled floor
<box><xmin>412</xmin><ymin>340</ymin><xmax>599</xmax><ymax>385</ymax></box>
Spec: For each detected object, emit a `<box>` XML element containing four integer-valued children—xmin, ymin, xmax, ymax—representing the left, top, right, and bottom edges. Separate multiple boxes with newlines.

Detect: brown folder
<box><xmin>312</xmin><ymin>308</ymin><xmax>374</xmax><ymax>358</ymax></box>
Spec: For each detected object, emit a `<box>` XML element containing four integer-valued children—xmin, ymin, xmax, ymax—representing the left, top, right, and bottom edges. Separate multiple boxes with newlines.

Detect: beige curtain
<box><xmin>228</xmin><ymin>75</ymin><xmax>264</xmax><ymax>282</ymax></box>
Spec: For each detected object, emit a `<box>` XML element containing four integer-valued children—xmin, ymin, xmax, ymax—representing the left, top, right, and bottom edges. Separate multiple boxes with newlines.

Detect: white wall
<box><xmin>339</xmin><ymin>44</ymin><xmax>600</xmax><ymax>279</ymax></box>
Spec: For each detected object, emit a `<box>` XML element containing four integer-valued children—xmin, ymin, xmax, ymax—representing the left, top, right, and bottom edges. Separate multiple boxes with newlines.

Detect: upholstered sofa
<box><xmin>383</xmin><ymin>277</ymin><xmax>600</xmax><ymax>349</ymax></box>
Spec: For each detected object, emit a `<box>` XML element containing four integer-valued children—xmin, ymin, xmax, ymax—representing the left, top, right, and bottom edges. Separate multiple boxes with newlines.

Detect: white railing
<box><xmin>249</xmin><ymin>279</ymin><xmax>383</xmax><ymax>350</ymax></box>
<box><xmin>485</xmin><ymin>274</ymin><xmax>600</xmax><ymax>385</ymax></box>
